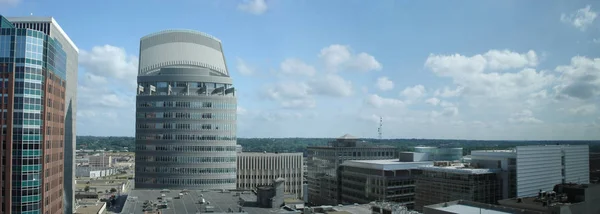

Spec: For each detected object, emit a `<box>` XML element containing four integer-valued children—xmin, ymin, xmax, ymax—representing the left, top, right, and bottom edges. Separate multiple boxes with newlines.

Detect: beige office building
<box><xmin>237</xmin><ymin>152</ymin><xmax>304</xmax><ymax>198</ymax></box>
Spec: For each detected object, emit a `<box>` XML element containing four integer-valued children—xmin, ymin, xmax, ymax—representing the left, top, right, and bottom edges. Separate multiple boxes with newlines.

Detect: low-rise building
<box><xmin>89</xmin><ymin>153</ymin><xmax>113</xmax><ymax>168</ymax></box>
<box><xmin>414</xmin><ymin>161</ymin><xmax>502</xmax><ymax>211</ymax></box>
<box><xmin>340</xmin><ymin>159</ymin><xmax>432</xmax><ymax>209</ymax></box>
<box><xmin>423</xmin><ymin>200</ymin><xmax>542</xmax><ymax>214</ymax></box>
<box><xmin>498</xmin><ymin>183</ymin><xmax>600</xmax><ymax>214</ymax></box>
<box><xmin>237</xmin><ymin>152</ymin><xmax>304</xmax><ymax>198</ymax></box>
<box><xmin>74</xmin><ymin>199</ymin><xmax>107</xmax><ymax>214</ymax></box>
<box><xmin>76</xmin><ymin>167</ymin><xmax>116</xmax><ymax>178</ymax></box>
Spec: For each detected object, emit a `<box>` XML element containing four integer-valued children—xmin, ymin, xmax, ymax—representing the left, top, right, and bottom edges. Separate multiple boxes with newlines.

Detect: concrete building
<box><xmin>1</xmin><ymin>16</ymin><xmax>77</xmax><ymax>214</ymax></box>
<box><xmin>414</xmin><ymin>162</ymin><xmax>502</xmax><ymax>211</ymax></box>
<box><xmin>88</xmin><ymin>154</ymin><xmax>112</xmax><ymax>168</ymax></box>
<box><xmin>134</xmin><ymin>30</ymin><xmax>237</xmax><ymax>189</ymax></box>
<box><xmin>73</xmin><ymin>199</ymin><xmax>106</xmax><ymax>214</ymax></box>
<box><xmin>75</xmin><ymin>167</ymin><xmax>116</xmax><ymax>179</ymax></box>
<box><xmin>498</xmin><ymin>183</ymin><xmax>600</xmax><ymax>214</ymax></box>
<box><xmin>400</xmin><ymin>147</ymin><xmax>463</xmax><ymax>162</ymax></box>
<box><xmin>423</xmin><ymin>200</ymin><xmax>543</xmax><ymax>214</ymax></box>
<box><xmin>307</xmin><ymin>134</ymin><xmax>396</xmax><ymax>206</ymax></box>
<box><xmin>237</xmin><ymin>152</ymin><xmax>303</xmax><ymax>198</ymax></box>
<box><xmin>340</xmin><ymin>159</ymin><xmax>432</xmax><ymax>210</ymax></box>
<box><xmin>471</xmin><ymin>145</ymin><xmax>589</xmax><ymax>198</ymax></box>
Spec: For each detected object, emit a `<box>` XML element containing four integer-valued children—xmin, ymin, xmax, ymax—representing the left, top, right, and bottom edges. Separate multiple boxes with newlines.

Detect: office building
<box><xmin>134</xmin><ymin>30</ymin><xmax>237</xmax><ymax>189</ymax></box>
<box><xmin>237</xmin><ymin>152</ymin><xmax>303</xmax><ymax>198</ymax></box>
<box><xmin>340</xmin><ymin>159</ymin><xmax>432</xmax><ymax>210</ymax></box>
<box><xmin>399</xmin><ymin>146</ymin><xmax>463</xmax><ymax>162</ymax></box>
<box><xmin>4</xmin><ymin>16</ymin><xmax>78</xmax><ymax>214</ymax></box>
<box><xmin>423</xmin><ymin>200</ymin><xmax>543</xmax><ymax>214</ymax></box>
<box><xmin>498</xmin><ymin>183</ymin><xmax>600</xmax><ymax>214</ymax></box>
<box><xmin>414</xmin><ymin>161</ymin><xmax>502</xmax><ymax>211</ymax></box>
<box><xmin>306</xmin><ymin>134</ymin><xmax>396</xmax><ymax>205</ymax></box>
<box><xmin>0</xmin><ymin>16</ymin><xmax>74</xmax><ymax>214</ymax></box>
<box><xmin>471</xmin><ymin>145</ymin><xmax>589</xmax><ymax>198</ymax></box>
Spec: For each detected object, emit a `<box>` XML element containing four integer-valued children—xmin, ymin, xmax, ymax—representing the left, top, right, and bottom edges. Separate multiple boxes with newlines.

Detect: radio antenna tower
<box><xmin>378</xmin><ymin>116</ymin><xmax>383</xmax><ymax>140</ymax></box>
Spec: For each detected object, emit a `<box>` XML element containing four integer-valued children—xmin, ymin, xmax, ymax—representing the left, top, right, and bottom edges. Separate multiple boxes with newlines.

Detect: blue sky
<box><xmin>1</xmin><ymin>0</ymin><xmax>599</xmax><ymax>140</ymax></box>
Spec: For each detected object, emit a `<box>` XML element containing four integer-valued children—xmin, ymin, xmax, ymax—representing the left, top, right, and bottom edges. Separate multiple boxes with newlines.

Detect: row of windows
<box><xmin>136</xmin><ymin>166</ymin><xmax>236</xmax><ymax>174</ymax></box>
<box><xmin>137</xmin><ymin>123</ymin><xmax>235</xmax><ymax>131</ymax></box>
<box><xmin>137</xmin><ymin>156</ymin><xmax>236</xmax><ymax>163</ymax></box>
<box><xmin>136</xmin><ymin>134</ymin><xmax>236</xmax><ymax>141</ymax></box>
<box><xmin>136</xmin><ymin>145</ymin><xmax>236</xmax><ymax>152</ymax></box>
<box><xmin>137</xmin><ymin>112</ymin><xmax>235</xmax><ymax>120</ymax></box>
<box><xmin>137</xmin><ymin>101</ymin><xmax>235</xmax><ymax>109</ymax></box>
<box><xmin>135</xmin><ymin>177</ymin><xmax>236</xmax><ymax>186</ymax></box>
<box><xmin>140</xmin><ymin>82</ymin><xmax>231</xmax><ymax>89</ymax></box>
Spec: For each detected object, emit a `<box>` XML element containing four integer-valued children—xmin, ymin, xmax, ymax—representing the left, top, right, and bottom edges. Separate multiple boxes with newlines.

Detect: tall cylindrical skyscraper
<box><xmin>134</xmin><ymin>30</ymin><xmax>237</xmax><ymax>189</ymax></box>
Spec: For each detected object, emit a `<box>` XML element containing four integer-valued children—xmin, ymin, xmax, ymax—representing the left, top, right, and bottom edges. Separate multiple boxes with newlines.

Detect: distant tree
<box><xmin>110</xmin><ymin>188</ymin><xmax>117</xmax><ymax>193</ymax></box>
<box><xmin>84</xmin><ymin>186</ymin><xmax>90</xmax><ymax>192</ymax></box>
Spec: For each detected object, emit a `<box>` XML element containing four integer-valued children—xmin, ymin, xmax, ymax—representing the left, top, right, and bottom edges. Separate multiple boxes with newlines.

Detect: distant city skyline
<box><xmin>1</xmin><ymin>0</ymin><xmax>599</xmax><ymax>140</ymax></box>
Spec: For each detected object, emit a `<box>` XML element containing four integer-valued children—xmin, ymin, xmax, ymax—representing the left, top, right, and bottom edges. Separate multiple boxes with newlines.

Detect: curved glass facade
<box><xmin>134</xmin><ymin>30</ymin><xmax>236</xmax><ymax>190</ymax></box>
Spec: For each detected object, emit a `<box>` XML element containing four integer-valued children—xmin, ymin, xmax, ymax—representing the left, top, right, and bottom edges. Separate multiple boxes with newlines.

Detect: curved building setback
<box><xmin>134</xmin><ymin>30</ymin><xmax>237</xmax><ymax>190</ymax></box>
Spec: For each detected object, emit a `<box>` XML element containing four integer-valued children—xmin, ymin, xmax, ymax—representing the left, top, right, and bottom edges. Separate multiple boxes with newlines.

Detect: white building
<box><xmin>237</xmin><ymin>152</ymin><xmax>304</xmax><ymax>198</ymax></box>
<box><xmin>471</xmin><ymin>144</ymin><xmax>589</xmax><ymax>198</ymax></box>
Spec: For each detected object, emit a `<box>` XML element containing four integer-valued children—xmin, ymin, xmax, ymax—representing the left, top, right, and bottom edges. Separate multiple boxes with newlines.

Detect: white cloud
<box><xmin>77</xmin><ymin>45</ymin><xmax>138</xmax><ymax>136</ymax></box>
<box><xmin>280</xmin><ymin>58</ymin><xmax>316</xmax><ymax>76</ymax></box>
<box><xmin>375</xmin><ymin>76</ymin><xmax>394</xmax><ymax>91</ymax></box>
<box><xmin>281</xmin><ymin>99</ymin><xmax>317</xmax><ymax>109</ymax></box>
<box><xmin>483</xmin><ymin>50</ymin><xmax>538</xmax><ymax>70</ymax></box>
<box><xmin>0</xmin><ymin>0</ymin><xmax>19</xmax><ymax>7</ymax></box>
<box><xmin>425</xmin><ymin>50</ymin><xmax>554</xmax><ymax>101</ymax></box>
<box><xmin>508</xmin><ymin>110</ymin><xmax>543</xmax><ymax>124</ymax></box>
<box><xmin>434</xmin><ymin>86</ymin><xmax>463</xmax><ymax>98</ymax></box>
<box><xmin>431</xmin><ymin>106</ymin><xmax>459</xmax><ymax>117</ymax></box>
<box><xmin>401</xmin><ymin>85</ymin><xmax>426</xmax><ymax>99</ymax></box>
<box><xmin>237</xmin><ymin>0</ymin><xmax>268</xmax><ymax>15</ymax></box>
<box><xmin>554</xmin><ymin>56</ymin><xmax>600</xmax><ymax>100</ymax></box>
<box><xmin>425</xmin><ymin>50</ymin><xmax>538</xmax><ymax>77</ymax></box>
<box><xmin>79</xmin><ymin>45</ymin><xmax>138</xmax><ymax>89</ymax></box>
<box><xmin>265</xmin><ymin>82</ymin><xmax>312</xmax><ymax>100</ymax></box>
<box><xmin>593</xmin><ymin>38</ymin><xmax>600</xmax><ymax>44</ymax></box>
<box><xmin>425</xmin><ymin>97</ymin><xmax>440</xmax><ymax>106</ymax></box>
<box><xmin>236</xmin><ymin>58</ymin><xmax>255</xmax><ymax>75</ymax></box>
<box><xmin>319</xmin><ymin>44</ymin><xmax>382</xmax><ymax>72</ymax></box>
<box><xmin>364</xmin><ymin>94</ymin><xmax>407</xmax><ymax>108</ymax></box>
<box><xmin>568</xmin><ymin>104</ymin><xmax>597</xmax><ymax>115</ymax></box>
<box><xmin>561</xmin><ymin>5</ymin><xmax>597</xmax><ymax>31</ymax></box>
<box><xmin>310</xmin><ymin>74</ymin><xmax>353</xmax><ymax>97</ymax></box>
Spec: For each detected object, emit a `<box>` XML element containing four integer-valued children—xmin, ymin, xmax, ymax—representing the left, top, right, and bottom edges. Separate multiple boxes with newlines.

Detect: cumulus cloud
<box><xmin>237</xmin><ymin>0</ymin><xmax>268</xmax><ymax>15</ymax></box>
<box><xmin>77</xmin><ymin>45</ymin><xmax>138</xmax><ymax>136</ymax></box>
<box><xmin>554</xmin><ymin>56</ymin><xmax>600</xmax><ymax>100</ymax></box>
<box><xmin>568</xmin><ymin>104</ymin><xmax>597</xmax><ymax>115</ymax></box>
<box><xmin>319</xmin><ymin>44</ymin><xmax>382</xmax><ymax>72</ymax></box>
<box><xmin>375</xmin><ymin>76</ymin><xmax>394</xmax><ymax>91</ymax></box>
<box><xmin>425</xmin><ymin>97</ymin><xmax>440</xmax><ymax>106</ymax></box>
<box><xmin>364</xmin><ymin>94</ymin><xmax>407</xmax><ymax>108</ymax></box>
<box><xmin>434</xmin><ymin>86</ymin><xmax>464</xmax><ymax>98</ymax></box>
<box><xmin>508</xmin><ymin>110</ymin><xmax>543</xmax><ymax>124</ymax></box>
<box><xmin>310</xmin><ymin>74</ymin><xmax>353</xmax><ymax>97</ymax></box>
<box><xmin>561</xmin><ymin>5</ymin><xmax>597</xmax><ymax>31</ymax></box>
<box><xmin>431</xmin><ymin>106</ymin><xmax>459</xmax><ymax>117</ymax></box>
<box><xmin>425</xmin><ymin>50</ymin><xmax>554</xmax><ymax>101</ymax></box>
<box><xmin>280</xmin><ymin>58</ymin><xmax>316</xmax><ymax>76</ymax></box>
<box><xmin>236</xmin><ymin>58</ymin><xmax>255</xmax><ymax>75</ymax></box>
<box><xmin>401</xmin><ymin>85</ymin><xmax>426</xmax><ymax>99</ymax></box>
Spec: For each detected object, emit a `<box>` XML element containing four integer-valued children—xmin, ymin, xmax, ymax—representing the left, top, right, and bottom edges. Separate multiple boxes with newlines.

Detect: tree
<box><xmin>110</xmin><ymin>188</ymin><xmax>117</xmax><ymax>193</ymax></box>
<box><xmin>84</xmin><ymin>186</ymin><xmax>90</xmax><ymax>192</ymax></box>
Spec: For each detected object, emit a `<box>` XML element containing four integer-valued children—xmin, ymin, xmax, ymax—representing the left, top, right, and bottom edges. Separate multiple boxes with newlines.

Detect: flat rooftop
<box><xmin>418</xmin><ymin>164</ymin><xmax>499</xmax><ymax>175</ymax></box>
<box><xmin>74</xmin><ymin>202</ymin><xmax>105</xmax><ymax>214</ymax></box>
<box><xmin>342</xmin><ymin>159</ymin><xmax>433</xmax><ymax>171</ymax></box>
<box><xmin>425</xmin><ymin>200</ymin><xmax>542</xmax><ymax>214</ymax></box>
<box><xmin>121</xmin><ymin>189</ymin><xmax>282</xmax><ymax>214</ymax></box>
<box><xmin>431</xmin><ymin>204</ymin><xmax>512</xmax><ymax>214</ymax></box>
